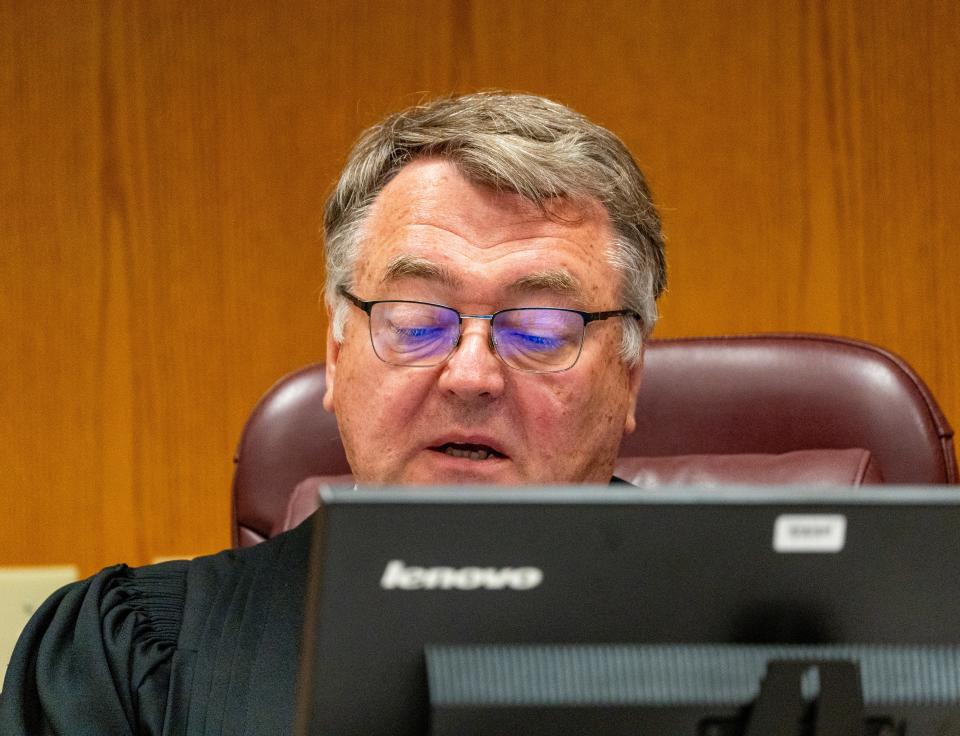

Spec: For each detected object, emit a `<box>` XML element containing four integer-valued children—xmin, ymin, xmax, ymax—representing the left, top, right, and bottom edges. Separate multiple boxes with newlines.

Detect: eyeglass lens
<box><xmin>369</xmin><ymin>302</ymin><xmax>585</xmax><ymax>372</ymax></box>
<box><xmin>492</xmin><ymin>308</ymin><xmax>583</xmax><ymax>371</ymax></box>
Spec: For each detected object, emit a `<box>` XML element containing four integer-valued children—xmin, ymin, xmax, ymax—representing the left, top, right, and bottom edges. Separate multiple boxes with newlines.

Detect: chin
<box><xmin>399</xmin><ymin>464</ymin><xmax>524</xmax><ymax>486</ymax></box>
<box><xmin>404</xmin><ymin>472</ymin><xmax>521</xmax><ymax>486</ymax></box>
<box><xmin>381</xmin><ymin>449</ymin><xmax>522</xmax><ymax>486</ymax></box>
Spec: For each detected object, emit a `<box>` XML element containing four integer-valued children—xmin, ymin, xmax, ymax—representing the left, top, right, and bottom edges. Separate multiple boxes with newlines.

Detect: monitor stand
<box><xmin>426</xmin><ymin>646</ymin><xmax>902</xmax><ymax>736</ymax></box>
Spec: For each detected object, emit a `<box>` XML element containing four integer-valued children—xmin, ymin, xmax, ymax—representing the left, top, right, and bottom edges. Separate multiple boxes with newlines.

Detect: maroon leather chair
<box><xmin>232</xmin><ymin>334</ymin><xmax>957</xmax><ymax>547</ymax></box>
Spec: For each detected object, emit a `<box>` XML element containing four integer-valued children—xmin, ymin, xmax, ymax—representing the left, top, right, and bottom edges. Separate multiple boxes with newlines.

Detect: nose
<box><xmin>436</xmin><ymin>318</ymin><xmax>506</xmax><ymax>400</ymax></box>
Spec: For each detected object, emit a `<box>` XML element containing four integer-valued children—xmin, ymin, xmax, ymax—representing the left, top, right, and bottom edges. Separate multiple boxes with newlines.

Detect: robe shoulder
<box><xmin>0</xmin><ymin>559</ymin><xmax>188</xmax><ymax>735</ymax></box>
<box><xmin>0</xmin><ymin>520</ymin><xmax>312</xmax><ymax>736</ymax></box>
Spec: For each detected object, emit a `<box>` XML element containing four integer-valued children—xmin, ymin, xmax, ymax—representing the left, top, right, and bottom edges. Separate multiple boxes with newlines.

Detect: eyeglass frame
<box><xmin>337</xmin><ymin>285</ymin><xmax>640</xmax><ymax>373</ymax></box>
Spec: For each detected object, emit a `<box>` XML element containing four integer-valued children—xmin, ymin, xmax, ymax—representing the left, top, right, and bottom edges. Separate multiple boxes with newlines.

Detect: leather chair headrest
<box><xmin>275</xmin><ymin>448</ymin><xmax>882</xmax><ymax>537</ymax></box>
<box><xmin>616</xmin><ymin>448</ymin><xmax>882</xmax><ymax>488</ymax></box>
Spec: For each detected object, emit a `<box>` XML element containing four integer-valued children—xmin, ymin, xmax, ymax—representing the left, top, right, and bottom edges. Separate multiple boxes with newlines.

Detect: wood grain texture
<box><xmin>2</xmin><ymin>0</ymin><xmax>958</xmax><ymax>575</ymax></box>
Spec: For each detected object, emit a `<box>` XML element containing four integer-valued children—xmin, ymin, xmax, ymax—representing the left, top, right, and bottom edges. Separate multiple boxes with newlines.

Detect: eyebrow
<box><xmin>380</xmin><ymin>255</ymin><xmax>462</xmax><ymax>288</ymax></box>
<box><xmin>379</xmin><ymin>257</ymin><xmax>583</xmax><ymax>302</ymax></box>
<box><xmin>506</xmin><ymin>270</ymin><xmax>582</xmax><ymax>299</ymax></box>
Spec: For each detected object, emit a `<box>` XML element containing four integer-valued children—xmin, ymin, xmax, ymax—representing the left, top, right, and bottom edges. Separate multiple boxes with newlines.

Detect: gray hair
<box><xmin>323</xmin><ymin>92</ymin><xmax>666</xmax><ymax>364</ymax></box>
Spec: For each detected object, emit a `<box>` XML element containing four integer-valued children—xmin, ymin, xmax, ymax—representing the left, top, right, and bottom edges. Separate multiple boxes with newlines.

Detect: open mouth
<box><xmin>431</xmin><ymin>442</ymin><xmax>507</xmax><ymax>461</ymax></box>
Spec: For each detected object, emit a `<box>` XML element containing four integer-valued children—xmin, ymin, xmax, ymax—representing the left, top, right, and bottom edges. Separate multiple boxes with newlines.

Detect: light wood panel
<box><xmin>2</xmin><ymin>0</ymin><xmax>958</xmax><ymax>576</ymax></box>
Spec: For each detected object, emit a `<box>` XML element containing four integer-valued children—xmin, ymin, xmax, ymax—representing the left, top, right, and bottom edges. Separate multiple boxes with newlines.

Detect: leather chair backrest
<box><xmin>624</xmin><ymin>335</ymin><xmax>955</xmax><ymax>481</ymax></box>
<box><xmin>232</xmin><ymin>334</ymin><xmax>956</xmax><ymax>546</ymax></box>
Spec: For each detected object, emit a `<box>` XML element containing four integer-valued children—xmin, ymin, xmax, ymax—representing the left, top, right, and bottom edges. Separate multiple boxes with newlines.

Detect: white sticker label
<box><xmin>773</xmin><ymin>514</ymin><xmax>847</xmax><ymax>553</ymax></box>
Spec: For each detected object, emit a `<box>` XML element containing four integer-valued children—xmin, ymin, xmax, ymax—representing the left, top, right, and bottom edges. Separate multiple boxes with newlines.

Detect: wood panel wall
<box><xmin>3</xmin><ymin>0</ymin><xmax>958</xmax><ymax>576</ymax></box>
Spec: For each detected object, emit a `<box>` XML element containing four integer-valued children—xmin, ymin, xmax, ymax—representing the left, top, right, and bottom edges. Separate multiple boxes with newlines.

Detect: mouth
<box><xmin>429</xmin><ymin>442</ymin><xmax>508</xmax><ymax>462</ymax></box>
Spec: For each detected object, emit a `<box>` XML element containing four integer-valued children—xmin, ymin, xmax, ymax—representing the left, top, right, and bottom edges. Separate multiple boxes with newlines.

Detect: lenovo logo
<box><xmin>380</xmin><ymin>559</ymin><xmax>543</xmax><ymax>591</ymax></box>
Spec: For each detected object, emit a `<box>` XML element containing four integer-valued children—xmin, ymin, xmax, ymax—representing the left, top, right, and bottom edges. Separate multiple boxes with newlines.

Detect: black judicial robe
<box><xmin>0</xmin><ymin>517</ymin><xmax>313</xmax><ymax>736</ymax></box>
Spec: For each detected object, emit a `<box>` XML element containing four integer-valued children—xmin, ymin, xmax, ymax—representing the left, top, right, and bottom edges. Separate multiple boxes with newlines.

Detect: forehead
<box><xmin>353</xmin><ymin>158</ymin><xmax>621</xmax><ymax>304</ymax></box>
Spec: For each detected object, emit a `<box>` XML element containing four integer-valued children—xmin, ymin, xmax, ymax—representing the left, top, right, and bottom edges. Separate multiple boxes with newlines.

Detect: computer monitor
<box><xmin>294</xmin><ymin>485</ymin><xmax>960</xmax><ymax>735</ymax></box>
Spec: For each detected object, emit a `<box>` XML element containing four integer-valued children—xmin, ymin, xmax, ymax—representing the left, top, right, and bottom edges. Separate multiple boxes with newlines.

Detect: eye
<box><xmin>521</xmin><ymin>332</ymin><xmax>561</xmax><ymax>347</ymax></box>
<box><xmin>389</xmin><ymin>325</ymin><xmax>453</xmax><ymax>354</ymax></box>
<box><xmin>394</xmin><ymin>325</ymin><xmax>445</xmax><ymax>339</ymax></box>
<box><xmin>502</xmin><ymin>329</ymin><xmax>564</xmax><ymax>351</ymax></box>
<box><xmin>386</xmin><ymin>322</ymin><xmax>457</xmax><ymax>359</ymax></box>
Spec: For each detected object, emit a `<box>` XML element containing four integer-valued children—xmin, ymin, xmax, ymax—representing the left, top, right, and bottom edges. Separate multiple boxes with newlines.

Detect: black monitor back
<box><xmin>295</xmin><ymin>486</ymin><xmax>960</xmax><ymax>735</ymax></box>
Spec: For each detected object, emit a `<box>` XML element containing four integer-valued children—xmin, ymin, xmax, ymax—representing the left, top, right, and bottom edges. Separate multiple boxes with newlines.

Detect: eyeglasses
<box><xmin>338</xmin><ymin>286</ymin><xmax>639</xmax><ymax>373</ymax></box>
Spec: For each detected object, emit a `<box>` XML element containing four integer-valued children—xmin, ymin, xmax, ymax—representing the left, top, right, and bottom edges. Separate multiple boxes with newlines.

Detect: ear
<box><xmin>322</xmin><ymin>324</ymin><xmax>340</xmax><ymax>413</ymax></box>
<box><xmin>622</xmin><ymin>349</ymin><xmax>644</xmax><ymax>435</ymax></box>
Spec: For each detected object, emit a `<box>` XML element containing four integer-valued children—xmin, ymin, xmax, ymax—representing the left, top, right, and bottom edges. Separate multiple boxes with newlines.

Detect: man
<box><xmin>0</xmin><ymin>92</ymin><xmax>665</xmax><ymax>734</ymax></box>
<box><xmin>323</xmin><ymin>92</ymin><xmax>665</xmax><ymax>485</ymax></box>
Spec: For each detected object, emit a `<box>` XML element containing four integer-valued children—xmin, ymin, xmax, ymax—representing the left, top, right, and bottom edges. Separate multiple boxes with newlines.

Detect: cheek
<box><xmin>334</xmin><ymin>344</ymin><xmax>433</xmax><ymax>443</ymax></box>
<box><xmin>330</xmin><ymin>348</ymin><xmax>368</xmax><ymax>453</ymax></box>
<box><xmin>523</xmin><ymin>360</ymin><xmax>630</xmax><ymax>450</ymax></box>
<box><xmin>518</xmin><ymin>380</ymin><xmax>602</xmax><ymax>449</ymax></box>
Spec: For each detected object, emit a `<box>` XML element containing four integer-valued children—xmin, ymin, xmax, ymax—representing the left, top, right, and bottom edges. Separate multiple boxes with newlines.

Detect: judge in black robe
<box><xmin>1</xmin><ymin>89</ymin><xmax>664</xmax><ymax>736</ymax></box>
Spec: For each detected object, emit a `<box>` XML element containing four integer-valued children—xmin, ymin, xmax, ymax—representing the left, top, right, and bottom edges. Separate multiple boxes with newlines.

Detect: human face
<box><xmin>323</xmin><ymin>158</ymin><xmax>643</xmax><ymax>485</ymax></box>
